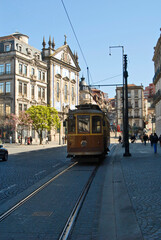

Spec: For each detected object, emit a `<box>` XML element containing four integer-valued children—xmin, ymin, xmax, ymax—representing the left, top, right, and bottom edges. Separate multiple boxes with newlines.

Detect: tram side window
<box><xmin>92</xmin><ymin>116</ymin><xmax>101</xmax><ymax>133</ymax></box>
<box><xmin>68</xmin><ymin>116</ymin><xmax>76</xmax><ymax>133</ymax></box>
<box><xmin>78</xmin><ymin>115</ymin><xmax>90</xmax><ymax>133</ymax></box>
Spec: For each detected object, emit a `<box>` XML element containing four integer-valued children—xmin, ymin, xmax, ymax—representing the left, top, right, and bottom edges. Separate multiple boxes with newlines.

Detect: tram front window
<box><xmin>68</xmin><ymin>116</ymin><xmax>76</xmax><ymax>133</ymax></box>
<box><xmin>92</xmin><ymin>116</ymin><xmax>101</xmax><ymax>133</ymax></box>
<box><xmin>78</xmin><ymin>115</ymin><xmax>90</xmax><ymax>133</ymax></box>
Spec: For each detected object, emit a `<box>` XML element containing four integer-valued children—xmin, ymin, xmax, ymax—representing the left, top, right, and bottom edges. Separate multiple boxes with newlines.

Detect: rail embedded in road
<box><xmin>0</xmin><ymin>162</ymin><xmax>77</xmax><ymax>222</ymax></box>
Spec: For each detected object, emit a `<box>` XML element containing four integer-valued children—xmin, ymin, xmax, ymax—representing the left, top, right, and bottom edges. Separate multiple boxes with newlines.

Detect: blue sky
<box><xmin>1</xmin><ymin>0</ymin><xmax>161</xmax><ymax>98</ymax></box>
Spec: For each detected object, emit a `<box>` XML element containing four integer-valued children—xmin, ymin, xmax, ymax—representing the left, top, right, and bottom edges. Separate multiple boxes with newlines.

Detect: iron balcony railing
<box><xmin>153</xmin><ymin>67</ymin><xmax>161</xmax><ymax>84</ymax></box>
<box><xmin>153</xmin><ymin>89</ymin><xmax>161</xmax><ymax>104</ymax></box>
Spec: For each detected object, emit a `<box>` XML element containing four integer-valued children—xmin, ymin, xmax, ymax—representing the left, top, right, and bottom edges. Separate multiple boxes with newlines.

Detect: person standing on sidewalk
<box><xmin>153</xmin><ymin>133</ymin><xmax>158</xmax><ymax>154</ymax></box>
<box><xmin>30</xmin><ymin>136</ymin><xmax>32</xmax><ymax>145</ymax></box>
<box><xmin>158</xmin><ymin>134</ymin><xmax>161</xmax><ymax>147</ymax></box>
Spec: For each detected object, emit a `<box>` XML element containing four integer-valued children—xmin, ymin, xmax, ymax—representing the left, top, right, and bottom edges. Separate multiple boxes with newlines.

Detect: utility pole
<box><xmin>109</xmin><ymin>46</ymin><xmax>125</xmax><ymax>142</ymax></box>
<box><xmin>123</xmin><ymin>55</ymin><xmax>131</xmax><ymax>157</ymax></box>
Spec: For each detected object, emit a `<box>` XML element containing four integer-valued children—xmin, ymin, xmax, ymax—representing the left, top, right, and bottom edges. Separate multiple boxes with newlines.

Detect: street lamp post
<box><xmin>123</xmin><ymin>54</ymin><xmax>131</xmax><ymax>157</ymax></box>
<box><xmin>109</xmin><ymin>46</ymin><xmax>125</xmax><ymax>142</ymax></box>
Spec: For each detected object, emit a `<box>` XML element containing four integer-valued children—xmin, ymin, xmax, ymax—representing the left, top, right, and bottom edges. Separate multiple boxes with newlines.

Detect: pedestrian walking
<box><xmin>9</xmin><ymin>136</ymin><xmax>12</xmax><ymax>144</ymax></box>
<box><xmin>25</xmin><ymin>136</ymin><xmax>27</xmax><ymax>145</ymax></box>
<box><xmin>62</xmin><ymin>136</ymin><xmax>65</xmax><ymax>144</ymax></box>
<box><xmin>143</xmin><ymin>134</ymin><xmax>148</xmax><ymax>145</ymax></box>
<box><xmin>158</xmin><ymin>135</ymin><xmax>161</xmax><ymax>147</ymax></box>
<box><xmin>131</xmin><ymin>135</ymin><xmax>136</xmax><ymax>143</ymax></box>
<box><xmin>45</xmin><ymin>136</ymin><xmax>49</xmax><ymax>144</ymax></box>
<box><xmin>30</xmin><ymin>136</ymin><xmax>32</xmax><ymax>145</ymax></box>
<box><xmin>153</xmin><ymin>133</ymin><xmax>158</xmax><ymax>154</ymax></box>
<box><xmin>118</xmin><ymin>135</ymin><xmax>122</xmax><ymax>143</ymax></box>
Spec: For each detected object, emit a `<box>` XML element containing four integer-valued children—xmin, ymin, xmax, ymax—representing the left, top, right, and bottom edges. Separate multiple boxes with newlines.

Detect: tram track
<box><xmin>0</xmin><ymin>160</ymin><xmax>100</xmax><ymax>240</ymax></box>
<box><xmin>59</xmin><ymin>164</ymin><xmax>99</xmax><ymax>240</ymax></box>
<box><xmin>0</xmin><ymin>162</ymin><xmax>77</xmax><ymax>222</ymax></box>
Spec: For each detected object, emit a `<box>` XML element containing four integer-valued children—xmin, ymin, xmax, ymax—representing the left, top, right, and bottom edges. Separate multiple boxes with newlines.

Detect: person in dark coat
<box><xmin>118</xmin><ymin>135</ymin><xmax>122</xmax><ymax>143</ymax></box>
<box><xmin>158</xmin><ymin>135</ymin><xmax>161</xmax><ymax>147</ymax></box>
<box><xmin>153</xmin><ymin>133</ymin><xmax>158</xmax><ymax>153</ymax></box>
<box><xmin>143</xmin><ymin>134</ymin><xmax>148</xmax><ymax>145</ymax></box>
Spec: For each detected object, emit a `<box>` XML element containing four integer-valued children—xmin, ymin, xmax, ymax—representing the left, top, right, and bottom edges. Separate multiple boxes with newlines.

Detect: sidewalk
<box><xmin>2</xmin><ymin>141</ymin><xmax>66</xmax><ymax>154</ymax></box>
<box><xmin>99</xmin><ymin>142</ymin><xmax>161</xmax><ymax>240</ymax></box>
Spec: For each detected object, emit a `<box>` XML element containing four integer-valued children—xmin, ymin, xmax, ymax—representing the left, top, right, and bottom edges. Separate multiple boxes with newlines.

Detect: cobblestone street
<box><xmin>120</xmin><ymin>142</ymin><xmax>161</xmax><ymax>240</ymax></box>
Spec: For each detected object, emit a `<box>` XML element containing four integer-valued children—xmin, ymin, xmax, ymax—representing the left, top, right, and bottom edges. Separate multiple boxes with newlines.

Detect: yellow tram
<box><xmin>66</xmin><ymin>104</ymin><xmax>110</xmax><ymax>161</ymax></box>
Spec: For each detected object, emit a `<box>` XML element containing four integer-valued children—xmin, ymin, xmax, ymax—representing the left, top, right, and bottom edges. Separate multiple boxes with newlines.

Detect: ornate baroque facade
<box><xmin>0</xmin><ymin>33</ymin><xmax>80</xmax><ymax>143</ymax></box>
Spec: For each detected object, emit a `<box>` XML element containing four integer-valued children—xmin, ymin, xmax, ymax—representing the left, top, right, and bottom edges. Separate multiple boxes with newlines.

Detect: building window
<box><xmin>0</xmin><ymin>83</ymin><xmax>4</xmax><ymax>93</ymax></box>
<box><xmin>24</xmin><ymin>65</ymin><xmax>27</xmax><ymax>76</ymax></box>
<box><xmin>19</xmin><ymin>64</ymin><xmax>22</xmax><ymax>74</ymax></box>
<box><xmin>38</xmin><ymin>71</ymin><xmax>41</xmax><ymax>80</ymax></box>
<box><xmin>128</xmin><ymin>100</ymin><xmax>132</xmax><ymax>108</ymax></box>
<box><xmin>0</xmin><ymin>64</ymin><xmax>4</xmax><ymax>75</ymax></box>
<box><xmin>38</xmin><ymin>87</ymin><xmax>41</xmax><ymax>99</ymax></box>
<box><xmin>0</xmin><ymin>103</ymin><xmax>4</xmax><ymax>115</ymax></box>
<box><xmin>24</xmin><ymin>83</ymin><xmax>27</xmax><ymax>97</ymax></box>
<box><xmin>6</xmin><ymin>82</ymin><xmax>11</xmax><ymax>93</ymax></box>
<box><xmin>42</xmin><ymin>72</ymin><xmax>45</xmax><ymax>81</ymax></box>
<box><xmin>55</xmin><ymin>65</ymin><xmax>60</xmax><ymax>74</ymax></box>
<box><xmin>32</xmin><ymin>127</ymin><xmax>35</xmax><ymax>138</ymax></box>
<box><xmin>57</xmin><ymin>82</ymin><xmax>59</xmax><ymax>98</ymax></box>
<box><xmin>19</xmin><ymin>104</ymin><xmax>22</xmax><ymax>112</ymax></box>
<box><xmin>5</xmin><ymin>45</ymin><xmax>10</xmax><ymax>52</ymax></box>
<box><xmin>19</xmin><ymin>46</ymin><xmax>22</xmax><ymax>52</ymax></box>
<box><xmin>24</xmin><ymin>104</ymin><xmax>27</xmax><ymax>111</ymax></box>
<box><xmin>71</xmin><ymin>72</ymin><xmax>75</xmax><ymax>80</ymax></box>
<box><xmin>65</xmin><ymin>84</ymin><xmax>67</xmax><ymax>100</ymax></box>
<box><xmin>72</xmin><ymin>86</ymin><xmax>74</xmax><ymax>101</ymax></box>
<box><xmin>19</xmin><ymin>82</ymin><xmax>22</xmax><ymax>95</ymax></box>
<box><xmin>6</xmin><ymin>63</ymin><xmax>11</xmax><ymax>74</ymax></box>
<box><xmin>135</xmin><ymin>101</ymin><xmax>138</xmax><ymax>108</ymax></box>
<box><xmin>128</xmin><ymin>91</ymin><xmax>131</xmax><ymax>98</ymax></box>
<box><xmin>135</xmin><ymin>90</ymin><xmax>138</xmax><ymax>98</ymax></box>
<box><xmin>42</xmin><ymin>88</ymin><xmax>45</xmax><ymax>100</ymax></box>
<box><xmin>31</xmin><ymin>68</ymin><xmax>35</xmax><ymax>76</ymax></box>
<box><xmin>31</xmin><ymin>85</ymin><xmax>34</xmax><ymax>98</ymax></box>
<box><xmin>6</xmin><ymin>104</ymin><xmax>11</xmax><ymax>115</ymax></box>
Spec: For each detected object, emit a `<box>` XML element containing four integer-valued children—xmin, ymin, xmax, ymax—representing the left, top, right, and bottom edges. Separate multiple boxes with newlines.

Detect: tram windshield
<box><xmin>68</xmin><ymin>115</ymin><xmax>76</xmax><ymax>133</ymax></box>
<box><xmin>92</xmin><ymin>116</ymin><xmax>101</xmax><ymax>133</ymax></box>
<box><xmin>78</xmin><ymin>115</ymin><xmax>90</xmax><ymax>133</ymax></box>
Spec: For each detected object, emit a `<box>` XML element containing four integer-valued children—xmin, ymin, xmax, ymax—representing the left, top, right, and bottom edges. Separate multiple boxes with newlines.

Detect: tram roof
<box><xmin>69</xmin><ymin>104</ymin><xmax>103</xmax><ymax>114</ymax></box>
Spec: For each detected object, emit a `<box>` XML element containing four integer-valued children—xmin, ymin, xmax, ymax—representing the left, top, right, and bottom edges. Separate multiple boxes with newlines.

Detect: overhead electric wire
<box><xmin>60</xmin><ymin>0</ymin><xmax>93</xmax><ymax>84</ymax></box>
<box><xmin>61</xmin><ymin>0</ymin><xmax>88</xmax><ymax>67</ymax></box>
<box><xmin>94</xmin><ymin>74</ymin><xmax>122</xmax><ymax>84</ymax></box>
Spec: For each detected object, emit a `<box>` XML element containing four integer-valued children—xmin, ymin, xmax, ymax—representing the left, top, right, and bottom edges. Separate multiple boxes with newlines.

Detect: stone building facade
<box><xmin>0</xmin><ymin>32</ymin><xmax>47</xmax><ymax>142</ymax></box>
<box><xmin>116</xmin><ymin>84</ymin><xmax>144</xmax><ymax>135</ymax></box>
<box><xmin>152</xmin><ymin>30</ymin><xmax>161</xmax><ymax>136</ymax></box>
<box><xmin>42</xmin><ymin>36</ymin><xmax>81</xmax><ymax>143</ymax></box>
<box><xmin>0</xmin><ymin>33</ymin><xmax>80</xmax><ymax>143</ymax></box>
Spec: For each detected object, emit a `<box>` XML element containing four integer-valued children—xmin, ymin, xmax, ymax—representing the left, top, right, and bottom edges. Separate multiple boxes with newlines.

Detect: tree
<box><xmin>4</xmin><ymin>112</ymin><xmax>33</xmax><ymax>144</ymax></box>
<box><xmin>27</xmin><ymin>105</ymin><xmax>60</xmax><ymax>144</ymax></box>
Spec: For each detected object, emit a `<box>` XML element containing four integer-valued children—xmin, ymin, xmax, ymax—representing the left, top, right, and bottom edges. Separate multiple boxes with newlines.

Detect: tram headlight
<box><xmin>81</xmin><ymin>140</ymin><xmax>87</xmax><ymax>147</ymax></box>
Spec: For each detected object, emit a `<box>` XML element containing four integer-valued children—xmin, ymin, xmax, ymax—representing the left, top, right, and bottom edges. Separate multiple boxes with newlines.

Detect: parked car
<box><xmin>0</xmin><ymin>145</ymin><xmax>8</xmax><ymax>161</ymax></box>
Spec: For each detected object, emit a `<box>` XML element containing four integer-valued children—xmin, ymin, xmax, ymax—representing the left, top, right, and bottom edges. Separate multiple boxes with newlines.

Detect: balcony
<box><xmin>153</xmin><ymin>89</ymin><xmax>161</xmax><ymax>105</ymax></box>
<box><xmin>153</xmin><ymin>67</ymin><xmax>161</xmax><ymax>84</ymax></box>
